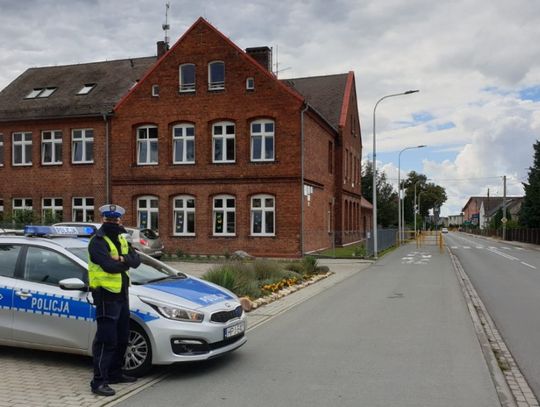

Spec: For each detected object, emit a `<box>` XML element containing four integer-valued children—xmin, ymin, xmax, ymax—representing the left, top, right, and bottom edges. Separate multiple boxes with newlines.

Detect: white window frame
<box><xmin>173</xmin><ymin>195</ymin><xmax>196</xmax><ymax>236</ymax></box>
<box><xmin>71</xmin><ymin>129</ymin><xmax>94</xmax><ymax>164</ymax></box>
<box><xmin>213</xmin><ymin>195</ymin><xmax>235</xmax><ymax>236</ymax></box>
<box><xmin>251</xmin><ymin>194</ymin><xmax>275</xmax><ymax>236</ymax></box>
<box><xmin>0</xmin><ymin>199</ymin><xmax>3</xmax><ymax>220</ymax></box>
<box><xmin>42</xmin><ymin>198</ymin><xmax>63</xmax><ymax>222</ymax></box>
<box><xmin>0</xmin><ymin>134</ymin><xmax>4</xmax><ymax>167</ymax></box>
<box><xmin>137</xmin><ymin>196</ymin><xmax>159</xmax><ymax>231</ymax></box>
<box><xmin>152</xmin><ymin>84</ymin><xmax>160</xmax><ymax>97</ymax></box>
<box><xmin>246</xmin><ymin>77</ymin><xmax>255</xmax><ymax>90</ymax></box>
<box><xmin>137</xmin><ymin>125</ymin><xmax>159</xmax><ymax>165</ymax></box>
<box><xmin>172</xmin><ymin>124</ymin><xmax>195</xmax><ymax>164</ymax></box>
<box><xmin>41</xmin><ymin>130</ymin><xmax>63</xmax><ymax>165</ymax></box>
<box><xmin>212</xmin><ymin>122</ymin><xmax>235</xmax><ymax>163</ymax></box>
<box><xmin>72</xmin><ymin>197</ymin><xmax>94</xmax><ymax>222</ymax></box>
<box><xmin>12</xmin><ymin>198</ymin><xmax>33</xmax><ymax>217</ymax></box>
<box><xmin>25</xmin><ymin>87</ymin><xmax>57</xmax><ymax>99</ymax></box>
<box><xmin>179</xmin><ymin>64</ymin><xmax>196</xmax><ymax>92</ymax></box>
<box><xmin>77</xmin><ymin>84</ymin><xmax>96</xmax><ymax>95</ymax></box>
<box><xmin>208</xmin><ymin>61</ymin><xmax>225</xmax><ymax>90</ymax></box>
<box><xmin>250</xmin><ymin>119</ymin><xmax>275</xmax><ymax>162</ymax></box>
<box><xmin>12</xmin><ymin>132</ymin><xmax>32</xmax><ymax>166</ymax></box>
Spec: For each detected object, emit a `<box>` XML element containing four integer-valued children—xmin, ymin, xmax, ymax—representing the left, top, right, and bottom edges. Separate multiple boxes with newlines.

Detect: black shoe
<box><xmin>109</xmin><ymin>374</ymin><xmax>138</xmax><ymax>384</ymax></box>
<box><xmin>92</xmin><ymin>384</ymin><xmax>116</xmax><ymax>397</ymax></box>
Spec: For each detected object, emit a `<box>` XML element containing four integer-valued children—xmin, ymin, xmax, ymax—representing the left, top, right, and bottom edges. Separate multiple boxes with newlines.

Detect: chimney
<box><xmin>245</xmin><ymin>47</ymin><xmax>273</xmax><ymax>72</ymax></box>
<box><xmin>157</xmin><ymin>41</ymin><xmax>169</xmax><ymax>58</ymax></box>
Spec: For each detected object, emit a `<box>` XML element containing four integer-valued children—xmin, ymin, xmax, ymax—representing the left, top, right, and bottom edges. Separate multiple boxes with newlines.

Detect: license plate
<box><xmin>224</xmin><ymin>321</ymin><xmax>245</xmax><ymax>339</ymax></box>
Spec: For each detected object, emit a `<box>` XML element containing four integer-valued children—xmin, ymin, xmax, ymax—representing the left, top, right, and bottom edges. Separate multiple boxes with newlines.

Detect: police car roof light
<box><xmin>24</xmin><ymin>225</ymin><xmax>95</xmax><ymax>237</ymax></box>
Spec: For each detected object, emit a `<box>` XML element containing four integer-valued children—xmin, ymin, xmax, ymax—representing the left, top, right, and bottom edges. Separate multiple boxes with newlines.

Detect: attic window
<box><xmin>152</xmin><ymin>84</ymin><xmax>160</xmax><ymax>97</ymax></box>
<box><xmin>25</xmin><ymin>87</ymin><xmax>57</xmax><ymax>99</ymax></box>
<box><xmin>77</xmin><ymin>83</ymin><xmax>96</xmax><ymax>95</ymax></box>
<box><xmin>246</xmin><ymin>77</ymin><xmax>255</xmax><ymax>90</ymax></box>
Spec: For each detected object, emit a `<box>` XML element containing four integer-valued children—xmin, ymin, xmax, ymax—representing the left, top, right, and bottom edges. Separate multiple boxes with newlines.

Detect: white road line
<box><xmin>463</xmin><ymin>246</ymin><xmax>471</xmax><ymax>249</ymax></box>
<box><xmin>476</xmin><ymin>246</ymin><xmax>484</xmax><ymax>249</ymax></box>
<box><xmin>451</xmin><ymin>246</ymin><xmax>458</xmax><ymax>249</ymax></box>
<box><xmin>488</xmin><ymin>247</ymin><xmax>519</xmax><ymax>261</ymax></box>
<box><xmin>521</xmin><ymin>262</ymin><xmax>536</xmax><ymax>269</ymax></box>
<box><xmin>501</xmin><ymin>247</ymin><xmax>512</xmax><ymax>250</ymax></box>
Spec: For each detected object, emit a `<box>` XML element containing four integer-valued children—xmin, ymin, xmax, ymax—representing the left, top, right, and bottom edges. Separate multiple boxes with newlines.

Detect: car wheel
<box><xmin>123</xmin><ymin>322</ymin><xmax>152</xmax><ymax>377</ymax></box>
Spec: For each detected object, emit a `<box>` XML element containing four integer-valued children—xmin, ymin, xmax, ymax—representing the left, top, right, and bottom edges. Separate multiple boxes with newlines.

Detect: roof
<box><xmin>282</xmin><ymin>73</ymin><xmax>350</xmax><ymax>131</ymax></box>
<box><xmin>361</xmin><ymin>197</ymin><xmax>373</xmax><ymax>209</ymax></box>
<box><xmin>0</xmin><ymin>57</ymin><xmax>156</xmax><ymax>121</ymax></box>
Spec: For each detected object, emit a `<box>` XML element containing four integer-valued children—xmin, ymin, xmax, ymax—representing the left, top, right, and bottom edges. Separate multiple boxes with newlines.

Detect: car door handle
<box><xmin>15</xmin><ymin>291</ymin><xmax>32</xmax><ymax>299</ymax></box>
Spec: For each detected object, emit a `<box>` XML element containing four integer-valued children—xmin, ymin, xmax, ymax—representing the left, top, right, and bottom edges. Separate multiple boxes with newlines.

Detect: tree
<box><xmin>521</xmin><ymin>140</ymin><xmax>540</xmax><ymax>227</ymax></box>
<box><xmin>402</xmin><ymin>171</ymin><xmax>447</xmax><ymax>225</ymax></box>
<box><xmin>361</xmin><ymin>162</ymin><xmax>398</xmax><ymax>227</ymax></box>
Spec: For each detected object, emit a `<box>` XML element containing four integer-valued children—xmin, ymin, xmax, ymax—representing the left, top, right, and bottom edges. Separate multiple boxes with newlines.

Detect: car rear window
<box><xmin>141</xmin><ymin>229</ymin><xmax>158</xmax><ymax>239</ymax></box>
<box><xmin>0</xmin><ymin>244</ymin><xmax>22</xmax><ymax>277</ymax></box>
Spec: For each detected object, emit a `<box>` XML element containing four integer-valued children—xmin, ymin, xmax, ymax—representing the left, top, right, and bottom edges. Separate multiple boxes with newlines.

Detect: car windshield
<box><xmin>67</xmin><ymin>248</ymin><xmax>185</xmax><ymax>285</ymax></box>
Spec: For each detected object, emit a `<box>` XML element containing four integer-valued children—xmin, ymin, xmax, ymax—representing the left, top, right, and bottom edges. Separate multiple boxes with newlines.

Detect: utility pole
<box><xmin>502</xmin><ymin>175</ymin><xmax>507</xmax><ymax>240</ymax></box>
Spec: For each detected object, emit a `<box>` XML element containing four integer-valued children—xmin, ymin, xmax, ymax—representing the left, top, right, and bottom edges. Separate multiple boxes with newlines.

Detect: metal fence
<box><xmin>366</xmin><ymin>228</ymin><xmax>398</xmax><ymax>256</ymax></box>
<box><xmin>467</xmin><ymin>228</ymin><xmax>540</xmax><ymax>245</ymax></box>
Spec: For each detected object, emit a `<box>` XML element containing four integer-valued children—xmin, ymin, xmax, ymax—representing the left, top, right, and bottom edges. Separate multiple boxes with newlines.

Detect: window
<box><xmin>0</xmin><ymin>134</ymin><xmax>3</xmax><ymax>166</ymax></box>
<box><xmin>77</xmin><ymin>84</ymin><xmax>96</xmax><ymax>95</ymax></box>
<box><xmin>72</xmin><ymin>197</ymin><xmax>94</xmax><ymax>222</ymax></box>
<box><xmin>213</xmin><ymin>195</ymin><xmax>235</xmax><ymax>235</ymax></box>
<box><xmin>208</xmin><ymin>61</ymin><xmax>225</xmax><ymax>90</ymax></box>
<box><xmin>138</xmin><ymin>196</ymin><xmax>159</xmax><ymax>231</ymax></box>
<box><xmin>172</xmin><ymin>124</ymin><xmax>195</xmax><ymax>164</ymax></box>
<box><xmin>152</xmin><ymin>84</ymin><xmax>160</xmax><ymax>97</ymax></box>
<box><xmin>42</xmin><ymin>198</ymin><xmax>63</xmax><ymax>223</ymax></box>
<box><xmin>246</xmin><ymin>77</ymin><xmax>254</xmax><ymax>90</ymax></box>
<box><xmin>251</xmin><ymin>119</ymin><xmax>274</xmax><ymax>161</ymax></box>
<box><xmin>25</xmin><ymin>87</ymin><xmax>57</xmax><ymax>99</ymax></box>
<box><xmin>212</xmin><ymin>122</ymin><xmax>235</xmax><ymax>163</ymax></box>
<box><xmin>137</xmin><ymin>126</ymin><xmax>158</xmax><ymax>165</ymax></box>
<box><xmin>0</xmin><ymin>244</ymin><xmax>21</xmax><ymax>277</ymax></box>
<box><xmin>328</xmin><ymin>141</ymin><xmax>333</xmax><ymax>174</ymax></box>
<box><xmin>41</xmin><ymin>131</ymin><xmax>63</xmax><ymax>165</ymax></box>
<box><xmin>72</xmin><ymin>129</ymin><xmax>94</xmax><ymax>164</ymax></box>
<box><xmin>12</xmin><ymin>198</ymin><xmax>33</xmax><ymax>219</ymax></box>
<box><xmin>251</xmin><ymin>195</ymin><xmax>275</xmax><ymax>236</ymax></box>
<box><xmin>173</xmin><ymin>195</ymin><xmax>195</xmax><ymax>235</ymax></box>
<box><xmin>0</xmin><ymin>199</ymin><xmax>4</xmax><ymax>222</ymax></box>
<box><xmin>24</xmin><ymin>246</ymin><xmax>84</xmax><ymax>285</ymax></box>
<box><xmin>179</xmin><ymin>64</ymin><xmax>195</xmax><ymax>92</ymax></box>
<box><xmin>12</xmin><ymin>132</ymin><xmax>32</xmax><ymax>166</ymax></box>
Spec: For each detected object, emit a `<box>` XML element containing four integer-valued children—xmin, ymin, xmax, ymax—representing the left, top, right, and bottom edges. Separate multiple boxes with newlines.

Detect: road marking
<box><xmin>487</xmin><ymin>247</ymin><xmax>519</xmax><ymax>261</ymax></box>
<box><xmin>451</xmin><ymin>246</ymin><xmax>458</xmax><ymax>249</ymax></box>
<box><xmin>463</xmin><ymin>246</ymin><xmax>471</xmax><ymax>249</ymax></box>
<box><xmin>476</xmin><ymin>246</ymin><xmax>484</xmax><ymax>249</ymax></box>
<box><xmin>501</xmin><ymin>246</ymin><xmax>512</xmax><ymax>250</ymax></box>
<box><xmin>521</xmin><ymin>262</ymin><xmax>536</xmax><ymax>269</ymax></box>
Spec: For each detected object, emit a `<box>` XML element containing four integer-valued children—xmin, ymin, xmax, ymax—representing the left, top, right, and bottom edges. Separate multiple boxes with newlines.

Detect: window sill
<box><xmin>42</xmin><ymin>162</ymin><xmax>63</xmax><ymax>166</ymax></box>
<box><xmin>12</xmin><ymin>163</ymin><xmax>32</xmax><ymax>167</ymax></box>
<box><xmin>250</xmin><ymin>159</ymin><xmax>276</xmax><ymax>164</ymax></box>
<box><xmin>72</xmin><ymin>161</ymin><xmax>94</xmax><ymax>165</ymax></box>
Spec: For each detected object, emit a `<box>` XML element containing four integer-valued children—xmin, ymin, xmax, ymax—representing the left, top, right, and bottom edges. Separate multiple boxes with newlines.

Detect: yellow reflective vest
<box><xmin>88</xmin><ymin>234</ymin><xmax>129</xmax><ymax>293</ymax></box>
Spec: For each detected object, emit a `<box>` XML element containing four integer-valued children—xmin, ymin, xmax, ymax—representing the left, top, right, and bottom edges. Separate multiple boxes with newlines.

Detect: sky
<box><xmin>1</xmin><ymin>0</ymin><xmax>538</xmax><ymax>216</ymax></box>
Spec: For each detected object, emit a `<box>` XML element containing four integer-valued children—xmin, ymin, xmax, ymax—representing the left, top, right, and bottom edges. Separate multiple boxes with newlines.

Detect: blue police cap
<box><xmin>99</xmin><ymin>204</ymin><xmax>125</xmax><ymax>219</ymax></box>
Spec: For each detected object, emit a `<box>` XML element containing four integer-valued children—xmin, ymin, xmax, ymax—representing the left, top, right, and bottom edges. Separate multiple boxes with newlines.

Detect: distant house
<box><xmin>462</xmin><ymin>196</ymin><xmax>523</xmax><ymax>229</ymax></box>
<box><xmin>447</xmin><ymin>214</ymin><xmax>464</xmax><ymax>226</ymax></box>
<box><xmin>0</xmin><ymin>17</ymin><xmax>370</xmax><ymax>257</ymax></box>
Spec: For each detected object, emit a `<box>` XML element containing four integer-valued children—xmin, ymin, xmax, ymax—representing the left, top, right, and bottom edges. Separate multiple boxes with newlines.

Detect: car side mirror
<box><xmin>59</xmin><ymin>278</ymin><xmax>88</xmax><ymax>291</ymax></box>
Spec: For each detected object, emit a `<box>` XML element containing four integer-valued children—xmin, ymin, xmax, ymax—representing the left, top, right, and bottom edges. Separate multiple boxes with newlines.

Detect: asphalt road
<box><xmin>115</xmin><ymin>244</ymin><xmax>498</xmax><ymax>407</ymax></box>
<box><xmin>445</xmin><ymin>231</ymin><xmax>540</xmax><ymax>399</ymax></box>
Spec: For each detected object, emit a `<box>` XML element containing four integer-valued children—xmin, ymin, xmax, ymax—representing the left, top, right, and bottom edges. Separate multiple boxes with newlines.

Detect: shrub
<box><xmin>284</xmin><ymin>262</ymin><xmax>304</xmax><ymax>274</ymax></box>
<box><xmin>353</xmin><ymin>245</ymin><xmax>367</xmax><ymax>258</ymax></box>
<box><xmin>252</xmin><ymin>259</ymin><xmax>285</xmax><ymax>281</ymax></box>
<box><xmin>175</xmin><ymin>248</ymin><xmax>185</xmax><ymax>258</ymax></box>
<box><xmin>302</xmin><ymin>256</ymin><xmax>318</xmax><ymax>275</ymax></box>
<box><xmin>202</xmin><ymin>262</ymin><xmax>261</xmax><ymax>298</ymax></box>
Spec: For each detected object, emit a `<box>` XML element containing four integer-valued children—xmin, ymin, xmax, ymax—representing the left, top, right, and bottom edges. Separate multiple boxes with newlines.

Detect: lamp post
<box><xmin>372</xmin><ymin>90</ymin><xmax>419</xmax><ymax>259</ymax></box>
<box><xmin>414</xmin><ymin>179</ymin><xmax>429</xmax><ymax>238</ymax></box>
<box><xmin>397</xmin><ymin>145</ymin><xmax>426</xmax><ymax>243</ymax></box>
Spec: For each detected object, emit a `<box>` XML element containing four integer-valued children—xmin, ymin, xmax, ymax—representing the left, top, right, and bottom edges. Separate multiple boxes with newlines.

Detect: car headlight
<box><xmin>139</xmin><ymin>297</ymin><xmax>204</xmax><ymax>322</ymax></box>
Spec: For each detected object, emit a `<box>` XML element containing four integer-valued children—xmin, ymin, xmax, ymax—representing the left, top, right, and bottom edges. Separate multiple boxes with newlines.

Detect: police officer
<box><xmin>88</xmin><ymin>204</ymin><xmax>141</xmax><ymax>397</ymax></box>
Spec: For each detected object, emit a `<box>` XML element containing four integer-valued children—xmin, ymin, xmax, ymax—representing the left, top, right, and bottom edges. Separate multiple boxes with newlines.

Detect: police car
<box><xmin>0</xmin><ymin>226</ymin><xmax>247</xmax><ymax>376</ymax></box>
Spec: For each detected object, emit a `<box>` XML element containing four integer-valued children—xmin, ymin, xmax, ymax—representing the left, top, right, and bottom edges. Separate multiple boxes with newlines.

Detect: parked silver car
<box><xmin>0</xmin><ymin>225</ymin><xmax>247</xmax><ymax>376</ymax></box>
<box><xmin>53</xmin><ymin>222</ymin><xmax>164</xmax><ymax>258</ymax></box>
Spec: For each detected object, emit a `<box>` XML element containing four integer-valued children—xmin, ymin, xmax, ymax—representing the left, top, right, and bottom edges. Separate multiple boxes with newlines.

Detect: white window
<box><xmin>0</xmin><ymin>199</ymin><xmax>3</xmax><ymax>221</ymax></box>
<box><xmin>212</xmin><ymin>122</ymin><xmax>235</xmax><ymax>163</ymax></box>
<box><xmin>137</xmin><ymin>126</ymin><xmax>158</xmax><ymax>165</ymax></box>
<box><xmin>42</xmin><ymin>198</ymin><xmax>63</xmax><ymax>223</ymax></box>
<box><xmin>138</xmin><ymin>196</ymin><xmax>159</xmax><ymax>231</ymax></box>
<box><xmin>152</xmin><ymin>84</ymin><xmax>160</xmax><ymax>97</ymax></box>
<box><xmin>0</xmin><ymin>134</ymin><xmax>4</xmax><ymax>166</ymax></box>
<box><xmin>251</xmin><ymin>195</ymin><xmax>275</xmax><ymax>236</ymax></box>
<box><xmin>173</xmin><ymin>124</ymin><xmax>195</xmax><ymax>164</ymax></box>
<box><xmin>179</xmin><ymin>64</ymin><xmax>196</xmax><ymax>92</ymax></box>
<box><xmin>12</xmin><ymin>132</ymin><xmax>32</xmax><ymax>166</ymax></box>
<box><xmin>77</xmin><ymin>84</ymin><xmax>95</xmax><ymax>95</ymax></box>
<box><xmin>41</xmin><ymin>131</ymin><xmax>63</xmax><ymax>165</ymax></box>
<box><xmin>246</xmin><ymin>77</ymin><xmax>254</xmax><ymax>90</ymax></box>
<box><xmin>72</xmin><ymin>197</ymin><xmax>94</xmax><ymax>222</ymax></box>
<box><xmin>25</xmin><ymin>87</ymin><xmax>57</xmax><ymax>99</ymax></box>
<box><xmin>208</xmin><ymin>61</ymin><xmax>225</xmax><ymax>90</ymax></box>
<box><xmin>12</xmin><ymin>198</ymin><xmax>33</xmax><ymax>218</ymax></box>
<box><xmin>173</xmin><ymin>195</ymin><xmax>195</xmax><ymax>236</ymax></box>
<box><xmin>251</xmin><ymin>119</ymin><xmax>275</xmax><ymax>161</ymax></box>
<box><xmin>213</xmin><ymin>195</ymin><xmax>235</xmax><ymax>235</ymax></box>
<box><xmin>72</xmin><ymin>129</ymin><xmax>94</xmax><ymax>164</ymax></box>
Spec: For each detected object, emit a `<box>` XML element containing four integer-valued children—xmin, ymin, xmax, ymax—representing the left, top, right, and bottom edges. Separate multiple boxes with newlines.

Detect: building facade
<box><xmin>0</xmin><ymin>18</ymin><xmax>368</xmax><ymax>257</ymax></box>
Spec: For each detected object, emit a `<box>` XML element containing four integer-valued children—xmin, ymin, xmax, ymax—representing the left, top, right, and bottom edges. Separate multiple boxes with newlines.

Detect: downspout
<box><xmin>300</xmin><ymin>103</ymin><xmax>309</xmax><ymax>256</ymax></box>
<box><xmin>103</xmin><ymin>113</ymin><xmax>111</xmax><ymax>203</ymax></box>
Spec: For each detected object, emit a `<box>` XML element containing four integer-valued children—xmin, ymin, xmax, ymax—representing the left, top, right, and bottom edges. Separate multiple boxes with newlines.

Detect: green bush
<box><xmin>284</xmin><ymin>262</ymin><xmax>304</xmax><ymax>274</ymax></box>
<box><xmin>302</xmin><ymin>256</ymin><xmax>318</xmax><ymax>275</ymax></box>
<box><xmin>252</xmin><ymin>259</ymin><xmax>285</xmax><ymax>281</ymax></box>
<box><xmin>353</xmin><ymin>245</ymin><xmax>367</xmax><ymax>258</ymax></box>
<box><xmin>203</xmin><ymin>262</ymin><xmax>261</xmax><ymax>298</ymax></box>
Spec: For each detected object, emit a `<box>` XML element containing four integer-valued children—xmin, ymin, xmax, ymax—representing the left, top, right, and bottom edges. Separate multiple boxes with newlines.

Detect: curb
<box><xmin>449</xmin><ymin>247</ymin><xmax>539</xmax><ymax>407</ymax></box>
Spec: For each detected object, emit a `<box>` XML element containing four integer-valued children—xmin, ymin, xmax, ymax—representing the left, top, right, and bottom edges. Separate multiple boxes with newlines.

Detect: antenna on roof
<box><xmin>162</xmin><ymin>2</ymin><xmax>171</xmax><ymax>47</ymax></box>
<box><xmin>273</xmin><ymin>45</ymin><xmax>291</xmax><ymax>78</ymax></box>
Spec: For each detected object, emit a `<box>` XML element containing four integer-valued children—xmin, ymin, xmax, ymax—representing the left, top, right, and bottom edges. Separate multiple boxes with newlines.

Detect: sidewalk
<box><xmin>0</xmin><ymin>250</ymin><xmax>508</xmax><ymax>406</ymax></box>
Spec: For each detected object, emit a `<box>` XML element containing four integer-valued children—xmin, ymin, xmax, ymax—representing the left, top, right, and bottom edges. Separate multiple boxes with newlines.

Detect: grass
<box><xmin>316</xmin><ymin>243</ymin><xmax>367</xmax><ymax>258</ymax></box>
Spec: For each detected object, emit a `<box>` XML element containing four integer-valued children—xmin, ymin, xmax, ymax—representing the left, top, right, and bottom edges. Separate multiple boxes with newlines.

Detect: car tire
<box><xmin>123</xmin><ymin>322</ymin><xmax>153</xmax><ymax>377</ymax></box>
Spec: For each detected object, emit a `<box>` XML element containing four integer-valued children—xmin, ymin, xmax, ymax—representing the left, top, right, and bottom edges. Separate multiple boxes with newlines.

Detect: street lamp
<box><xmin>372</xmin><ymin>89</ymin><xmax>419</xmax><ymax>259</ymax></box>
<box><xmin>398</xmin><ymin>145</ymin><xmax>426</xmax><ymax>243</ymax></box>
<box><xmin>414</xmin><ymin>179</ymin><xmax>430</xmax><ymax>238</ymax></box>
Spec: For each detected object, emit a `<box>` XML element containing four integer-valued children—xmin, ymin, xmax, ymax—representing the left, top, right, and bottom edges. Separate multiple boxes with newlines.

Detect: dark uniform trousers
<box><xmin>91</xmin><ymin>288</ymin><xmax>130</xmax><ymax>389</ymax></box>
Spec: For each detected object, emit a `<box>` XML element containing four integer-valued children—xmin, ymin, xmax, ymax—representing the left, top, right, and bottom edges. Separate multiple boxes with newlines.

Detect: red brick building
<box><xmin>0</xmin><ymin>18</ymin><xmax>369</xmax><ymax>257</ymax></box>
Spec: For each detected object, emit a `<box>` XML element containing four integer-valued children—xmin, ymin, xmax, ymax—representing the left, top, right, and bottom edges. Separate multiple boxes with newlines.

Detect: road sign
<box><xmin>501</xmin><ymin>217</ymin><xmax>508</xmax><ymax>224</ymax></box>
